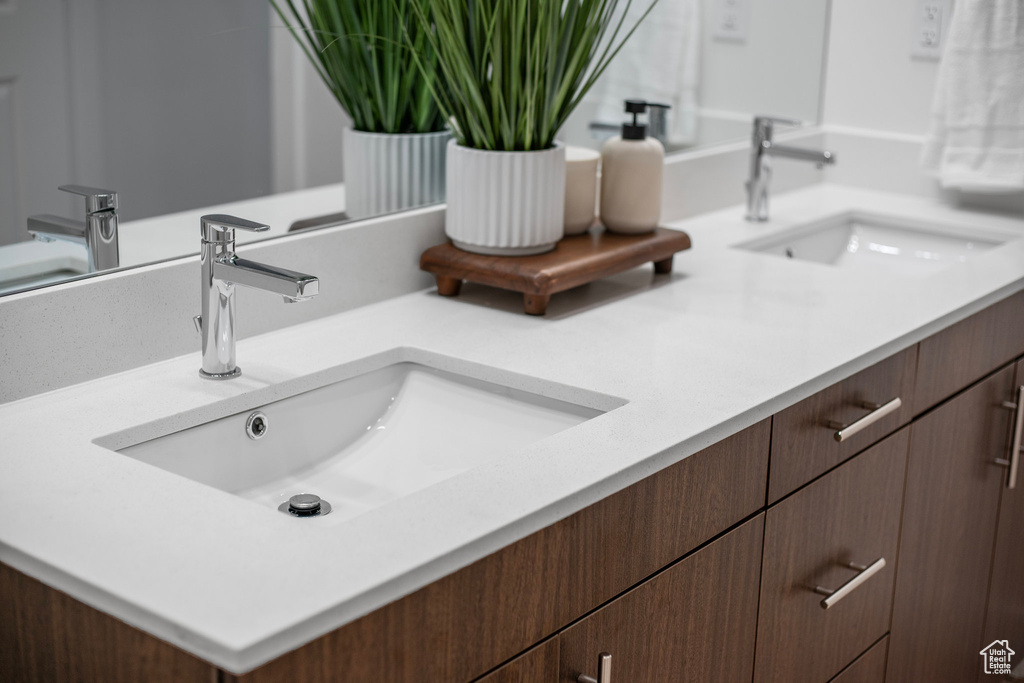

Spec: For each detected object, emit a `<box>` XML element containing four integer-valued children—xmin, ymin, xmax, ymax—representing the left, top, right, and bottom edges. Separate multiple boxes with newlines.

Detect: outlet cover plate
<box><xmin>911</xmin><ymin>0</ymin><xmax>952</xmax><ymax>60</ymax></box>
<box><xmin>713</xmin><ymin>0</ymin><xmax>752</xmax><ymax>43</ymax></box>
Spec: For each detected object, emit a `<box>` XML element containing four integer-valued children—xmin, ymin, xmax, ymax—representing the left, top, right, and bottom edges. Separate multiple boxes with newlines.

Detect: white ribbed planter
<box><xmin>445</xmin><ymin>140</ymin><xmax>566</xmax><ymax>255</ymax></box>
<box><xmin>342</xmin><ymin>128</ymin><xmax>451</xmax><ymax>220</ymax></box>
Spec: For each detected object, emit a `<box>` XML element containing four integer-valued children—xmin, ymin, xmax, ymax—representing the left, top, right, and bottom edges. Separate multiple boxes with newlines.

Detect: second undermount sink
<box><xmin>103</xmin><ymin>352</ymin><xmax>620</xmax><ymax>523</ymax></box>
<box><xmin>736</xmin><ymin>211</ymin><xmax>1007</xmax><ymax>275</ymax></box>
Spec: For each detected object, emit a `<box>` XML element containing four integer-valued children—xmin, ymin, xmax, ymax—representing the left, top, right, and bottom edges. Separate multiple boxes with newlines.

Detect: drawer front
<box><xmin>769</xmin><ymin>346</ymin><xmax>916</xmax><ymax>502</ymax></box>
<box><xmin>829</xmin><ymin>637</ymin><xmax>888</xmax><ymax>683</ymax></box>
<box><xmin>475</xmin><ymin>639</ymin><xmax>559</xmax><ymax>683</ymax></box>
<box><xmin>915</xmin><ymin>289</ymin><xmax>1024</xmax><ymax>414</ymax></box>
<box><xmin>755</xmin><ymin>429</ymin><xmax>908</xmax><ymax>683</ymax></box>
<box><xmin>559</xmin><ymin>516</ymin><xmax>764</xmax><ymax>683</ymax></box>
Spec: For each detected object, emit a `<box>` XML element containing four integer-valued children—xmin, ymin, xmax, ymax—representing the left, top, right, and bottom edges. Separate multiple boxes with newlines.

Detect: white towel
<box><xmin>921</xmin><ymin>0</ymin><xmax>1024</xmax><ymax>192</ymax></box>
<box><xmin>587</xmin><ymin>0</ymin><xmax>701</xmax><ymax>146</ymax></box>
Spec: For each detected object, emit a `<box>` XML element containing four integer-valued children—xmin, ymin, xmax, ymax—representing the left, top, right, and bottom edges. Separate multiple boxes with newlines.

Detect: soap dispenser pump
<box><xmin>600</xmin><ymin>99</ymin><xmax>664</xmax><ymax>234</ymax></box>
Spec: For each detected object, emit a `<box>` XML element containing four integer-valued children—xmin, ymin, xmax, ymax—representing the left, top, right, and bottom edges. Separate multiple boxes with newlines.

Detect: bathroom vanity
<box><xmin>2</xmin><ymin>185</ymin><xmax>1023</xmax><ymax>683</ymax></box>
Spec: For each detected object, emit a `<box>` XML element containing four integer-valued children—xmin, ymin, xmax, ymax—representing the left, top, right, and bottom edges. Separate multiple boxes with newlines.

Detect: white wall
<box><xmin>699</xmin><ymin>0</ymin><xmax>829</xmax><ymax>123</ymax></box>
<box><xmin>821</xmin><ymin>0</ymin><xmax>1023</xmax><ymax>211</ymax></box>
<box><xmin>270</xmin><ymin>19</ymin><xmax>348</xmax><ymax>195</ymax></box>
<box><xmin>823</xmin><ymin>0</ymin><xmax>941</xmax><ymax>136</ymax></box>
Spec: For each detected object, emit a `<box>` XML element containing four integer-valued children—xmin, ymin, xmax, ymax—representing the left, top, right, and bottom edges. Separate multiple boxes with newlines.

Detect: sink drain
<box><xmin>278</xmin><ymin>493</ymin><xmax>332</xmax><ymax>518</ymax></box>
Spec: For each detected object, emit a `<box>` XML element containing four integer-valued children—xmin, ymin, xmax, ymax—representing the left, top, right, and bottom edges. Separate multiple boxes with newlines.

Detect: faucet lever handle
<box><xmin>201</xmin><ymin>214</ymin><xmax>271</xmax><ymax>243</ymax></box>
<box><xmin>753</xmin><ymin>115</ymin><xmax>803</xmax><ymax>128</ymax></box>
<box><xmin>59</xmin><ymin>184</ymin><xmax>118</xmax><ymax>213</ymax></box>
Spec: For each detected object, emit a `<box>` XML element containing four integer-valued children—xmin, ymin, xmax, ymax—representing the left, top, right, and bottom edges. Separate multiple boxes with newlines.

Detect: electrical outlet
<box><xmin>911</xmin><ymin>0</ymin><xmax>951</xmax><ymax>60</ymax></box>
<box><xmin>712</xmin><ymin>0</ymin><xmax>752</xmax><ymax>43</ymax></box>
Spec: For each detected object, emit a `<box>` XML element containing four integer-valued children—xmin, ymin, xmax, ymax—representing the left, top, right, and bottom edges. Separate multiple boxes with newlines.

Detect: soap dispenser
<box><xmin>599</xmin><ymin>100</ymin><xmax>664</xmax><ymax>234</ymax></box>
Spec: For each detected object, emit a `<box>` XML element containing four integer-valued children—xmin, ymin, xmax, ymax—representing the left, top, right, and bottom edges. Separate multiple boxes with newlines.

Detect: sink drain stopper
<box><xmin>279</xmin><ymin>493</ymin><xmax>332</xmax><ymax>517</ymax></box>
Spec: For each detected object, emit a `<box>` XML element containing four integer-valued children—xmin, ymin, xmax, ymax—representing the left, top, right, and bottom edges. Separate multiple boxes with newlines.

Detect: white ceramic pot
<box><xmin>342</xmin><ymin>128</ymin><xmax>451</xmax><ymax>220</ymax></box>
<box><xmin>445</xmin><ymin>140</ymin><xmax>566</xmax><ymax>255</ymax></box>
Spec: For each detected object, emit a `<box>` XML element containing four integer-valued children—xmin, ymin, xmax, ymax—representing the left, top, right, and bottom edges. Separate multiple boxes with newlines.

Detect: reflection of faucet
<box><xmin>27</xmin><ymin>185</ymin><xmax>120</xmax><ymax>272</ymax></box>
<box><xmin>746</xmin><ymin>116</ymin><xmax>836</xmax><ymax>222</ymax></box>
<box><xmin>194</xmin><ymin>214</ymin><xmax>319</xmax><ymax>380</ymax></box>
<box><xmin>646</xmin><ymin>102</ymin><xmax>671</xmax><ymax>145</ymax></box>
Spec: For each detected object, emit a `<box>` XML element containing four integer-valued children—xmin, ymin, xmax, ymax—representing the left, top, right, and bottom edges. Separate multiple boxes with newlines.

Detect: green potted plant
<box><xmin>271</xmin><ymin>0</ymin><xmax>451</xmax><ymax>219</ymax></box>
<box><xmin>408</xmin><ymin>0</ymin><xmax>657</xmax><ymax>255</ymax></box>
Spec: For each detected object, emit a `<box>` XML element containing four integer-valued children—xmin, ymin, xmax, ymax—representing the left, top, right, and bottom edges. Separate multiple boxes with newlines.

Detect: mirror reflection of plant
<box><xmin>405</xmin><ymin>0</ymin><xmax>659</xmax><ymax>152</ymax></box>
<box><xmin>270</xmin><ymin>0</ymin><xmax>446</xmax><ymax>134</ymax></box>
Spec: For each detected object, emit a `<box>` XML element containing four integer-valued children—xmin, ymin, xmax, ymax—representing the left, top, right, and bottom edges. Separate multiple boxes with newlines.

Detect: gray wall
<box><xmin>91</xmin><ymin>1</ymin><xmax>272</xmax><ymax>221</ymax></box>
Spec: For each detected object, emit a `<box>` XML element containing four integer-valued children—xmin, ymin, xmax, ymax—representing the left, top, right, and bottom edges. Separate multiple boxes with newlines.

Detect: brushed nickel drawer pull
<box><xmin>814</xmin><ymin>558</ymin><xmax>886</xmax><ymax>609</ymax></box>
<box><xmin>996</xmin><ymin>386</ymin><xmax>1024</xmax><ymax>490</ymax></box>
<box><xmin>578</xmin><ymin>652</ymin><xmax>612</xmax><ymax>683</ymax></box>
<box><xmin>827</xmin><ymin>398</ymin><xmax>902</xmax><ymax>442</ymax></box>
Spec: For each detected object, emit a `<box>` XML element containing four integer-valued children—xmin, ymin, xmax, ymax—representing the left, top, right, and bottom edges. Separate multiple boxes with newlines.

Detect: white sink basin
<box><xmin>736</xmin><ymin>211</ymin><xmax>1006</xmax><ymax>275</ymax></box>
<box><xmin>111</xmin><ymin>358</ymin><xmax>612</xmax><ymax>523</ymax></box>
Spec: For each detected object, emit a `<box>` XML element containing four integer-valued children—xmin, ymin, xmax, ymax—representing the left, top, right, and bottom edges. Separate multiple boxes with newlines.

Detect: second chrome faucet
<box><xmin>745</xmin><ymin>116</ymin><xmax>836</xmax><ymax>222</ymax></box>
<box><xmin>195</xmin><ymin>214</ymin><xmax>318</xmax><ymax>380</ymax></box>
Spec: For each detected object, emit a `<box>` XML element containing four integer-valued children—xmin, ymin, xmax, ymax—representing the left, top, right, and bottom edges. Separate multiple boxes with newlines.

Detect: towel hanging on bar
<box><xmin>921</xmin><ymin>0</ymin><xmax>1024</xmax><ymax>192</ymax></box>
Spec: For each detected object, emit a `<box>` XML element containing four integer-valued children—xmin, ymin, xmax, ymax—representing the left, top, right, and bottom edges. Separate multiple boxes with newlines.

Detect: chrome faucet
<box><xmin>745</xmin><ymin>116</ymin><xmax>836</xmax><ymax>222</ymax></box>
<box><xmin>194</xmin><ymin>214</ymin><xmax>319</xmax><ymax>380</ymax></box>
<box><xmin>28</xmin><ymin>185</ymin><xmax>120</xmax><ymax>272</ymax></box>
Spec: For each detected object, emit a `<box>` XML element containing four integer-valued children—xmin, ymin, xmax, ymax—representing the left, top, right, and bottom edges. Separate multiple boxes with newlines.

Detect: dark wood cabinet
<box><xmin>475</xmin><ymin>640</ymin><xmax>559</xmax><ymax>683</ymax></box>
<box><xmin>914</xmin><ymin>290</ymin><xmax>1024</xmax><ymax>414</ymax></box>
<box><xmin>0</xmin><ymin>563</ymin><xmax>216</xmax><ymax>683</ymax></box>
<box><xmin>558</xmin><ymin>516</ymin><xmax>763</xmax><ymax>683</ymax></box>
<box><xmin>887</xmin><ymin>364</ymin><xmax>1015</xmax><ymax>683</ymax></box>
<box><xmin>755</xmin><ymin>430</ymin><xmax>907</xmax><ymax>683</ymax></box>
<box><xmin>828</xmin><ymin>637</ymin><xmax>888</xmax><ymax>683</ymax></box>
<box><xmin>769</xmin><ymin>346</ymin><xmax>917</xmax><ymax>502</ymax></box>
<box><xmin>978</xmin><ymin>358</ymin><xmax>1024</xmax><ymax>681</ymax></box>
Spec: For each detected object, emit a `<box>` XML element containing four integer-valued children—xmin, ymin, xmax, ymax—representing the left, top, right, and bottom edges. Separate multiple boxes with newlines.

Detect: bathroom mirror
<box><xmin>561</xmin><ymin>0</ymin><xmax>831</xmax><ymax>153</ymax></box>
<box><xmin>0</xmin><ymin>0</ymin><xmax>830</xmax><ymax>297</ymax></box>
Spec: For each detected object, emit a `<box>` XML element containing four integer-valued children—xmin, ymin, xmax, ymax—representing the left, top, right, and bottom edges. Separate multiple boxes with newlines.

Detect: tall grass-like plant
<box><xmin>406</xmin><ymin>0</ymin><xmax>658</xmax><ymax>151</ymax></box>
<box><xmin>271</xmin><ymin>0</ymin><xmax>446</xmax><ymax>134</ymax></box>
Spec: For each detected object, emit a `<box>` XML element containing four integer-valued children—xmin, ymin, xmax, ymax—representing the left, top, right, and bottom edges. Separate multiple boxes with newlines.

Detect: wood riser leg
<box><xmin>654</xmin><ymin>256</ymin><xmax>674</xmax><ymax>274</ymax></box>
<box><xmin>436</xmin><ymin>276</ymin><xmax>462</xmax><ymax>297</ymax></box>
<box><xmin>523</xmin><ymin>294</ymin><xmax>551</xmax><ymax>316</ymax></box>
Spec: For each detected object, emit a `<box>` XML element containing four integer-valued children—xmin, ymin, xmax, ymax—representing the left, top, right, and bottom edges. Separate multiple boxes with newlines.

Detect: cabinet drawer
<box><xmin>755</xmin><ymin>429</ymin><xmax>908</xmax><ymax>683</ymax></box>
<box><xmin>769</xmin><ymin>346</ymin><xmax>916</xmax><ymax>502</ymax></box>
<box><xmin>915</xmin><ymin>289</ymin><xmax>1024</xmax><ymax>413</ymax></box>
<box><xmin>559</xmin><ymin>515</ymin><xmax>763</xmax><ymax>683</ymax></box>
<box><xmin>829</xmin><ymin>637</ymin><xmax>887</xmax><ymax>683</ymax></box>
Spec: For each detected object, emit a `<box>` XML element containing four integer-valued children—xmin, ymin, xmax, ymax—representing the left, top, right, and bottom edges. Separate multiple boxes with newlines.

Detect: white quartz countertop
<box><xmin>2</xmin><ymin>184</ymin><xmax>1023</xmax><ymax>673</ymax></box>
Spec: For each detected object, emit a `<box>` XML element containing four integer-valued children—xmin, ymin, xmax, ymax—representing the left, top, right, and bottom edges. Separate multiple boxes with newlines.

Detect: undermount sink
<box><xmin>107</xmin><ymin>354</ymin><xmax>617</xmax><ymax>523</ymax></box>
<box><xmin>736</xmin><ymin>211</ymin><xmax>1007</xmax><ymax>275</ymax></box>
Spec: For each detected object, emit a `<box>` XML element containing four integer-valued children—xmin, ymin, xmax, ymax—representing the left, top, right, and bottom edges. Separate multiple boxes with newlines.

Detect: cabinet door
<box><xmin>558</xmin><ymin>515</ymin><xmax>763</xmax><ymax>683</ymax></box>
<box><xmin>887</xmin><ymin>364</ymin><xmax>1013</xmax><ymax>682</ymax></box>
<box><xmin>755</xmin><ymin>429</ymin><xmax>907</xmax><ymax>683</ymax></box>
<box><xmin>979</xmin><ymin>358</ymin><xmax>1024</xmax><ymax>681</ymax></box>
